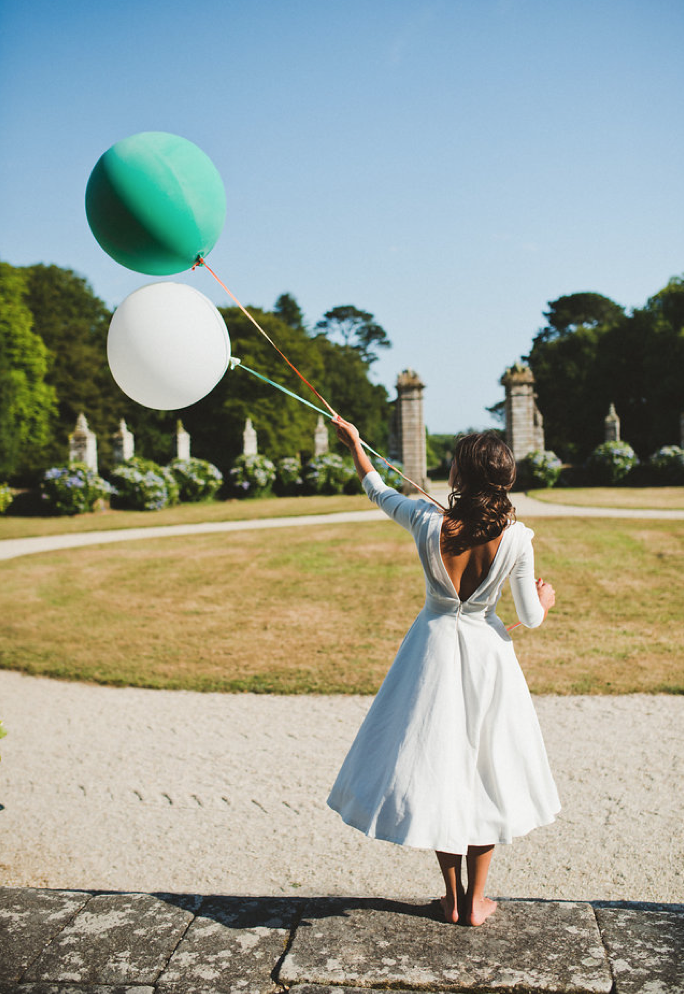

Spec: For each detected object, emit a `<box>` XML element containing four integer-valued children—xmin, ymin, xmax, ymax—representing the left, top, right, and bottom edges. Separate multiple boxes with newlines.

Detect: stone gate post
<box><xmin>500</xmin><ymin>363</ymin><xmax>544</xmax><ymax>463</ymax></box>
<box><xmin>392</xmin><ymin>369</ymin><xmax>428</xmax><ymax>494</ymax></box>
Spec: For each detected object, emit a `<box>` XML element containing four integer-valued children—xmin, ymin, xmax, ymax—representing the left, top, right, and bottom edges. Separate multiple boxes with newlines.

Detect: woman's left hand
<box><xmin>333</xmin><ymin>415</ymin><xmax>361</xmax><ymax>450</ymax></box>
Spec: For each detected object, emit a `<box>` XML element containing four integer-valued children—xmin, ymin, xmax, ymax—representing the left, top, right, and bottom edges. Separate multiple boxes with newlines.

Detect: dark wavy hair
<box><xmin>443</xmin><ymin>432</ymin><xmax>516</xmax><ymax>556</ymax></box>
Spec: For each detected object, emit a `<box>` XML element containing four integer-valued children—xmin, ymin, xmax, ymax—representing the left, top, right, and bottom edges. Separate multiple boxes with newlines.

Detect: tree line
<box><xmin>0</xmin><ymin>261</ymin><xmax>391</xmax><ymax>482</ymax></box>
<box><xmin>1</xmin><ymin>260</ymin><xmax>682</xmax><ymax>483</ymax></box>
<box><xmin>487</xmin><ymin>280</ymin><xmax>684</xmax><ymax>461</ymax></box>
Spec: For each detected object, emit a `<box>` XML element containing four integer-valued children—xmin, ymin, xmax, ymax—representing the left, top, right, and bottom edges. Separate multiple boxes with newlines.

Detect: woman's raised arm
<box><xmin>333</xmin><ymin>416</ymin><xmax>374</xmax><ymax>481</ymax></box>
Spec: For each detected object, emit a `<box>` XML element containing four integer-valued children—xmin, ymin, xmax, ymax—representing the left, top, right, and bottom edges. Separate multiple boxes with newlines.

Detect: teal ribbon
<box><xmin>232</xmin><ymin>359</ymin><xmax>388</xmax><ymax>463</ymax></box>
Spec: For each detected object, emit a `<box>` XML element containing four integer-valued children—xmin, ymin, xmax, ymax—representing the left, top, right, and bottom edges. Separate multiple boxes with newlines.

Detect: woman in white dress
<box><xmin>328</xmin><ymin>417</ymin><xmax>559</xmax><ymax>926</ymax></box>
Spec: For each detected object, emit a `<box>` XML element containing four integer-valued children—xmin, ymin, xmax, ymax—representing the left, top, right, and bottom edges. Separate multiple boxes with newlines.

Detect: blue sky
<box><xmin>1</xmin><ymin>0</ymin><xmax>682</xmax><ymax>434</ymax></box>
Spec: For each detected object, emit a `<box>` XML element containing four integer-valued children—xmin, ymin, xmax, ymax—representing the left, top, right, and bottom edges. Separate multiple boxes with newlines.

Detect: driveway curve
<box><xmin>1</xmin><ymin>489</ymin><xmax>682</xmax><ymax>562</ymax></box>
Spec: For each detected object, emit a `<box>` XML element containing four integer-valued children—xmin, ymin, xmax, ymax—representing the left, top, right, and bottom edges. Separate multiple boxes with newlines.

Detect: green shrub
<box><xmin>0</xmin><ymin>484</ymin><xmax>13</xmax><ymax>515</ymax></box>
<box><xmin>303</xmin><ymin>454</ymin><xmax>358</xmax><ymax>495</ymax></box>
<box><xmin>373</xmin><ymin>458</ymin><xmax>406</xmax><ymax>490</ymax></box>
<box><xmin>168</xmin><ymin>457</ymin><xmax>223</xmax><ymax>502</ymax></box>
<box><xmin>648</xmin><ymin>445</ymin><xmax>684</xmax><ymax>485</ymax></box>
<box><xmin>228</xmin><ymin>454</ymin><xmax>277</xmax><ymax>498</ymax></box>
<box><xmin>274</xmin><ymin>456</ymin><xmax>304</xmax><ymax>496</ymax></box>
<box><xmin>40</xmin><ymin>464</ymin><xmax>114</xmax><ymax>515</ymax></box>
<box><xmin>586</xmin><ymin>441</ymin><xmax>638</xmax><ymax>485</ymax></box>
<box><xmin>521</xmin><ymin>450</ymin><xmax>562</xmax><ymax>489</ymax></box>
<box><xmin>109</xmin><ymin>457</ymin><xmax>179</xmax><ymax>511</ymax></box>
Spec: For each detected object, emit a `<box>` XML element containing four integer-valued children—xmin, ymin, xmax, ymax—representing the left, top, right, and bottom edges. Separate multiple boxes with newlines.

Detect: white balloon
<box><xmin>107</xmin><ymin>282</ymin><xmax>231</xmax><ymax>409</ymax></box>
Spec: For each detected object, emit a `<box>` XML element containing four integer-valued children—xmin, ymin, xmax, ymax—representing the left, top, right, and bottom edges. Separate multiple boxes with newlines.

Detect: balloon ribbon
<box><xmin>194</xmin><ymin>257</ymin><xmax>444</xmax><ymax>509</ymax></box>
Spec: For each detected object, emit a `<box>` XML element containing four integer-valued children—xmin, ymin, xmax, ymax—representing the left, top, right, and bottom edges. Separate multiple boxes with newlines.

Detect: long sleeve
<box><xmin>362</xmin><ymin>470</ymin><xmax>432</xmax><ymax>534</ymax></box>
<box><xmin>509</xmin><ymin>531</ymin><xmax>545</xmax><ymax>628</ymax></box>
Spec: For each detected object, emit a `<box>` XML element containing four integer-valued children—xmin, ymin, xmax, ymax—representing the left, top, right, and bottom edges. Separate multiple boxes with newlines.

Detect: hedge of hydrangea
<box><xmin>229</xmin><ymin>454</ymin><xmax>277</xmax><ymax>498</ymax></box>
<box><xmin>109</xmin><ymin>456</ymin><xmax>179</xmax><ymax>511</ymax></box>
<box><xmin>521</xmin><ymin>449</ymin><xmax>562</xmax><ymax>489</ymax></box>
<box><xmin>373</xmin><ymin>458</ymin><xmax>406</xmax><ymax>490</ymax></box>
<box><xmin>303</xmin><ymin>453</ymin><xmax>358</xmax><ymax>495</ymax></box>
<box><xmin>586</xmin><ymin>441</ymin><xmax>638</xmax><ymax>485</ymax></box>
<box><xmin>168</xmin><ymin>457</ymin><xmax>223</xmax><ymax>502</ymax></box>
<box><xmin>648</xmin><ymin>445</ymin><xmax>684</xmax><ymax>484</ymax></box>
<box><xmin>274</xmin><ymin>456</ymin><xmax>304</xmax><ymax>496</ymax></box>
<box><xmin>0</xmin><ymin>484</ymin><xmax>13</xmax><ymax>515</ymax></box>
<box><xmin>40</xmin><ymin>464</ymin><xmax>114</xmax><ymax>515</ymax></box>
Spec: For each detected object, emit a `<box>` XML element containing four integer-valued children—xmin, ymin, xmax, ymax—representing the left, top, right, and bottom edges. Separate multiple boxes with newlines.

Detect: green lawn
<box><xmin>1</xmin><ymin>515</ymin><xmax>681</xmax><ymax>695</ymax></box>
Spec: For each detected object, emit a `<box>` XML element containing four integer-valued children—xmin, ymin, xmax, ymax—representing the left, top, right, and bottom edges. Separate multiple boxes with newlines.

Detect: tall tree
<box><xmin>316</xmin><ymin>305</ymin><xmax>391</xmax><ymax>364</ymax></box>
<box><xmin>0</xmin><ymin>263</ymin><xmax>56</xmax><ymax>479</ymax></box>
<box><xmin>273</xmin><ymin>292</ymin><xmax>306</xmax><ymax>330</ymax></box>
<box><xmin>313</xmin><ymin>334</ymin><xmax>390</xmax><ymax>449</ymax></box>
<box><xmin>23</xmin><ymin>265</ymin><xmax>116</xmax><ymax>467</ymax></box>
<box><xmin>536</xmin><ymin>292</ymin><xmax>625</xmax><ymax>342</ymax></box>
<box><xmin>524</xmin><ymin>281</ymin><xmax>684</xmax><ymax>459</ymax></box>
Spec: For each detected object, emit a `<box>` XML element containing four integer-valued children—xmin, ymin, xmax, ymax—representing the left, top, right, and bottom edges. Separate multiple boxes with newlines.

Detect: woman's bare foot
<box><xmin>440</xmin><ymin>894</ymin><xmax>459</xmax><ymax>924</ymax></box>
<box><xmin>469</xmin><ymin>896</ymin><xmax>497</xmax><ymax>926</ymax></box>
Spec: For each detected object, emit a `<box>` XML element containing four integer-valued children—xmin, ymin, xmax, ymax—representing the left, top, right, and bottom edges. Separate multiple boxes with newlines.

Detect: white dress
<box><xmin>327</xmin><ymin>471</ymin><xmax>560</xmax><ymax>854</ymax></box>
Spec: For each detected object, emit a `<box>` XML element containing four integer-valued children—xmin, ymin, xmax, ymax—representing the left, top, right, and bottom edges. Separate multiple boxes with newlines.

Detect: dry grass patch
<box><xmin>527</xmin><ymin>487</ymin><xmax>684</xmax><ymax>510</ymax></box>
<box><xmin>1</xmin><ymin>517</ymin><xmax>682</xmax><ymax>694</ymax></box>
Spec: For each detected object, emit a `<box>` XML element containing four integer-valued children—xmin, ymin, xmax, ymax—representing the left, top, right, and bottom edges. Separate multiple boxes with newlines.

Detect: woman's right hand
<box><xmin>536</xmin><ymin>578</ymin><xmax>556</xmax><ymax>614</ymax></box>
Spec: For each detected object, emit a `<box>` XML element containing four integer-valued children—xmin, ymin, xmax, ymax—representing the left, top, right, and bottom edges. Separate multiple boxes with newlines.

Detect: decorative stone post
<box><xmin>69</xmin><ymin>413</ymin><xmax>98</xmax><ymax>473</ymax></box>
<box><xmin>243</xmin><ymin>418</ymin><xmax>258</xmax><ymax>456</ymax></box>
<box><xmin>604</xmin><ymin>403</ymin><xmax>620</xmax><ymax>442</ymax></box>
<box><xmin>500</xmin><ymin>362</ymin><xmax>545</xmax><ymax>462</ymax></box>
<box><xmin>176</xmin><ymin>420</ymin><xmax>191</xmax><ymax>460</ymax></box>
<box><xmin>392</xmin><ymin>369</ymin><xmax>428</xmax><ymax>494</ymax></box>
<box><xmin>112</xmin><ymin>419</ymin><xmax>134</xmax><ymax>464</ymax></box>
<box><xmin>314</xmin><ymin>415</ymin><xmax>329</xmax><ymax>456</ymax></box>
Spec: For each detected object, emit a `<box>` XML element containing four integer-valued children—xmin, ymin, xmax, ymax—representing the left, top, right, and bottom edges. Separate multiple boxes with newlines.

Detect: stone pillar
<box><xmin>176</xmin><ymin>420</ymin><xmax>191</xmax><ymax>460</ymax></box>
<box><xmin>69</xmin><ymin>413</ymin><xmax>98</xmax><ymax>473</ymax></box>
<box><xmin>243</xmin><ymin>418</ymin><xmax>258</xmax><ymax>456</ymax></box>
<box><xmin>604</xmin><ymin>403</ymin><xmax>620</xmax><ymax>442</ymax></box>
<box><xmin>393</xmin><ymin>369</ymin><xmax>428</xmax><ymax>493</ymax></box>
<box><xmin>314</xmin><ymin>415</ymin><xmax>329</xmax><ymax>456</ymax></box>
<box><xmin>112</xmin><ymin>419</ymin><xmax>134</xmax><ymax>464</ymax></box>
<box><xmin>500</xmin><ymin>363</ymin><xmax>545</xmax><ymax>462</ymax></box>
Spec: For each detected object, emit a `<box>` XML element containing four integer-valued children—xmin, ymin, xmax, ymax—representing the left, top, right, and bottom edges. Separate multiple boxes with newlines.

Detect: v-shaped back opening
<box><xmin>438</xmin><ymin>518</ymin><xmax>508</xmax><ymax>602</ymax></box>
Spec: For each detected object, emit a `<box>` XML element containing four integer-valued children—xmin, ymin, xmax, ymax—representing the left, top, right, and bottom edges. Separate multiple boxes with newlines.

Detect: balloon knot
<box><xmin>192</xmin><ymin>255</ymin><xmax>205</xmax><ymax>270</ymax></box>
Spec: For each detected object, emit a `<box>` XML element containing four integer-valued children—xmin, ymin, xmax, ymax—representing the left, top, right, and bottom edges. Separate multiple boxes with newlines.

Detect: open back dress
<box><xmin>327</xmin><ymin>471</ymin><xmax>560</xmax><ymax>854</ymax></box>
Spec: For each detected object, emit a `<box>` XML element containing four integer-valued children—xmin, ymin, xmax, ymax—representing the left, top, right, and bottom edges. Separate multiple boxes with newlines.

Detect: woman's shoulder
<box><xmin>508</xmin><ymin>518</ymin><xmax>535</xmax><ymax>544</ymax></box>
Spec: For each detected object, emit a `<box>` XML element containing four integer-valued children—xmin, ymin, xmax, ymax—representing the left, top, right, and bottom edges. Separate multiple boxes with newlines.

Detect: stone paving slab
<box><xmin>2</xmin><ymin>889</ymin><xmax>684</xmax><ymax>993</ymax></box>
<box><xmin>279</xmin><ymin>897</ymin><xmax>613</xmax><ymax>992</ymax></box>
<box><xmin>596</xmin><ymin>907</ymin><xmax>684</xmax><ymax>994</ymax></box>
<box><xmin>285</xmin><ymin>987</ymin><xmax>421</xmax><ymax>993</ymax></box>
<box><xmin>22</xmin><ymin>892</ymin><xmax>198</xmax><ymax>987</ymax></box>
<box><xmin>155</xmin><ymin>896</ymin><xmax>297</xmax><ymax>994</ymax></box>
<box><xmin>0</xmin><ymin>986</ymin><xmax>154</xmax><ymax>993</ymax></box>
<box><xmin>0</xmin><ymin>887</ymin><xmax>90</xmax><ymax>983</ymax></box>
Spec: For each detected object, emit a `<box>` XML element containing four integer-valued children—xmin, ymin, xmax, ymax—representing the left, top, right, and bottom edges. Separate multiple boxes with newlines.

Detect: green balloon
<box><xmin>85</xmin><ymin>131</ymin><xmax>226</xmax><ymax>275</ymax></box>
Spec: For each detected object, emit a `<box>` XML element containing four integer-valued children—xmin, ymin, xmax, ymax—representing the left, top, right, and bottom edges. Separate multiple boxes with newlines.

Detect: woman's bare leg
<box><xmin>435</xmin><ymin>851</ymin><xmax>464</xmax><ymax>923</ymax></box>
<box><xmin>465</xmin><ymin>844</ymin><xmax>497</xmax><ymax>926</ymax></box>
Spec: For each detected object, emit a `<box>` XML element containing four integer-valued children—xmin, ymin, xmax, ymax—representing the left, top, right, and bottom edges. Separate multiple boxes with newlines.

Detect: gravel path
<box><xmin>1</xmin><ymin>671</ymin><xmax>682</xmax><ymax>904</ymax></box>
<box><xmin>1</xmin><ymin>492</ymin><xmax>682</xmax><ymax>563</ymax></box>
